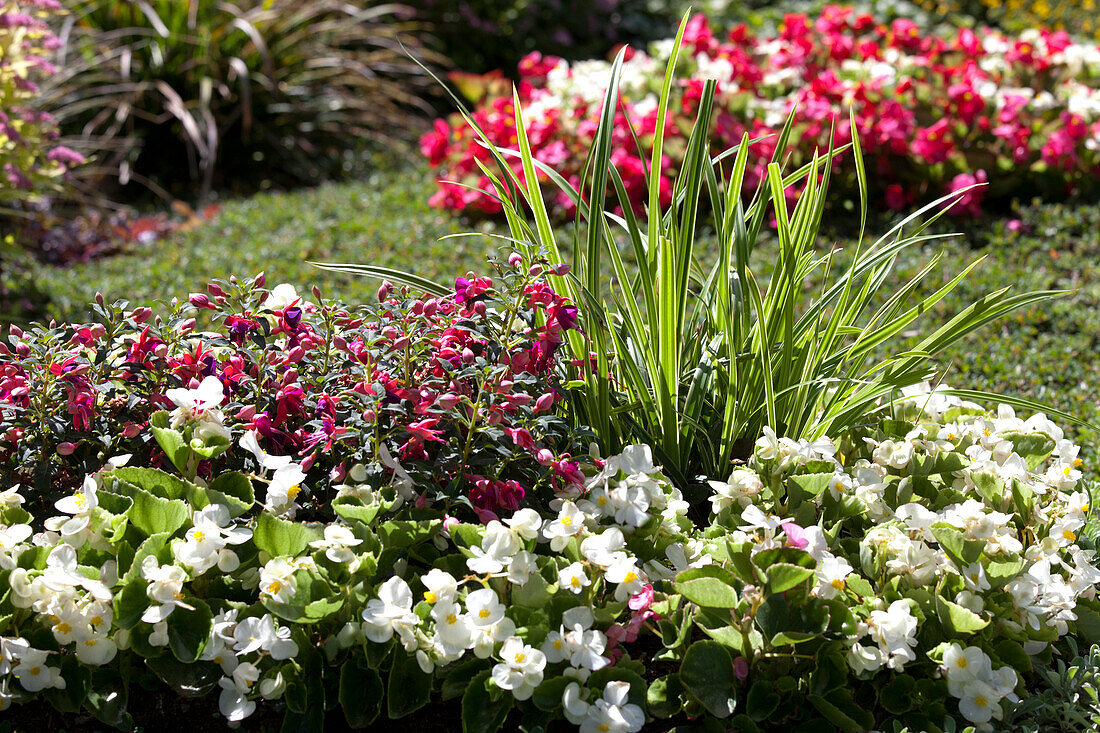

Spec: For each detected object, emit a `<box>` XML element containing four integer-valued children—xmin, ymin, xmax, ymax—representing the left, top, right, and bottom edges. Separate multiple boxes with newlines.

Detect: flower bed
<box><xmin>1</xmin><ymin>265</ymin><xmax>1099</xmax><ymax>730</ymax></box>
<box><xmin>421</xmin><ymin>6</ymin><xmax>1100</xmax><ymax>217</ymax></box>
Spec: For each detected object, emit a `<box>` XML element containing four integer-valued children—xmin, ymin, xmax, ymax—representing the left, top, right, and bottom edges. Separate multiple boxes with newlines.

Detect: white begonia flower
<box><xmin>267</xmin><ymin>283</ymin><xmax>306</xmax><ymax>313</ymax></box>
<box><xmin>0</xmin><ymin>522</ymin><xmax>32</xmax><ymax>552</ymax></box>
<box><xmin>379</xmin><ymin>443</ymin><xmax>416</xmax><ymax>500</ymax></box>
<box><xmin>260</xmin><ymin>671</ymin><xmax>287</xmax><ymax>700</ymax></box>
<box><xmin>12</xmin><ymin>648</ymin><xmax>65</xmax><ymax>692</ymax></box>
<box><xmin>847</xmin><ymin>641</ymin><xmax>886</xmax><ymax>674</ymax></box>
<box><xmin>218</xmin><ymin>678</ymin><xmax>256</xmax><ymax>721</ymax></box>
<box><xmin>559</xmin><ymin>562</ymin><xmax>591</xmax><ymax>594</ymax></box>
<box><xmin>563</xmin><ymin>626</ymin><xmax>611</xmax><ymax>672</ymax></box>
<box><xmin>431</xmin><ymin>600</ymin><xmax>473</xmax><ymax>654</ymax></box>
<box><xmin>266</xmin><ymin>463</ymin><xmax>307</xmax><ymax>516</ymax></box>
<box><xmin>491</xmin><ymin>636</ymin><xmax>546</xmax><ymax>700</ymax></box>
<box><xmin>166</xmin><ymin>375</ymin><xmax>231</xmax><ymax>442</ymax></box>
<box><xmin>233</xmin><ymin>615</ymin><xmax>298</xmax><ymax>659</ymax></box>
<box><xmin>580</xmin><ymin>527</ymin><xmax>627</xmax><ymax>568</ymax></box>
<box><xmin>813</xmin><ymin>554</ymin><xmax>853</xmax><ymax>600</ymax></box>
<box><xmin>870</xmin><ymin>439</ymin><xmax>915</xmax><ymax>470</ymax></box>
<box><xmin>467</xmin><ymin>521</ymin><xmax>521</xmax><ymax>575</ymax></box>
<box><xmin>506</xmin><ymin>550</ymin><xmax>538</xmax><ymax>585</ymax></box>
<box><xmin>605</xmin><ymin>476</ymin><xmax>652</xmax><ymax>527</ymax></box>
<box><xmin>941</xmin><ymin>499</ymin><xmax>1012</xmax><ymax>541</ymax></box>
<box><xmin>0</xmin><ymin>637</ymin><xmax>29</xmax><ymax>676</ymax></box>
<box><xmin>466</xmin><ymin>587</ymin><xmax>507</xmax><ymax>628</ymax></box>
<box><xmin>542</xmin><ymin>501</ymin><xmax>589</xmax><ymax>551</ymax></box>
<box><xmin>174</xmin><ymin>504</ymin><xmax>252</xmax><ymax>574</ymax></box>
<box><xmin>308</xmin><ymin>524</ymin><xmax>363</xmax><ymax>564</ymax></box>
<box><xmin>943</xmin><ymin>644</ymin><xmax>993</xmax><ymax>690</ymax></box>
<box><xmin>708</xmin><ymin>468</ymin><xmax>764</xmax><ymax>513</ymax></box>
<box><xmin>141</xmin><ymin>556</ymin><xmax>192</xmax><ymax>623</ymax></box>
<box><xmin>957</xmin><ymin>679</ymin><xmax>1002</xmax><ymax>724</ymax></box>
<box><xmin>420</xmin><ymin>568</ymin><xmax>459</xmax><ymax>605</ymax></box>
<box><xmin>148</xmin><ymin>621</ymin><xmax>170</xmax><ymax>647</ymax></box>
<box><xmin>580</xmin><ymin>681</ymin><xmax>645</xmax><ymax>733</ymax></box>
<box><xmin>961</xmin><ymin>562</ymin><xmax>992</xmax><ymax>593</ymax></box>
<box><xmin>864</xmin><ymin>600</ymin><xmax>919</xmax><ymax>671</ymax></box>
<box><xmin>604</xmin><ymin>556</ymin><xmax>647</xmax><ymax>602</ymax></box>
<box><xmin>240</xmin><ymin>430</ymin><xmax>292</xmax><ymax>471</ymax></box>
<box><xmin>74</xmin><ymin>634</ymin><xmax>117</xmax><ymax>666</ymax></box>
<box><xmin>259</xmin><ymin>557</ymin><xmax>298</xmax><ymax>604</ymax></box>
<box><xmin>361</xmin><ymin>576</ymin><xmax>420</xmax><ymax>650</ymax></box>
<box><xmin>46</xmin><ymin>475</ymin><xmax>99</xmax><ymax>547</ymax></box>
<box><xmin>505</xmin><ymin>508</ymin><xmax>543</xmax><ymax>540</ymax></box>
<box><xmin>0</xmin><ymin>486</ymin><xmax>25</xmax><ymax>509</ymax></box>
<box><xmin>563</xmin><ymin>681</ymin><xmax>592</xmax><ymax>724</ymax></box>
<box><xmin>737</xmin><ymin>505</ymin><xmax>782</xmax><ymax>534</ymax></box>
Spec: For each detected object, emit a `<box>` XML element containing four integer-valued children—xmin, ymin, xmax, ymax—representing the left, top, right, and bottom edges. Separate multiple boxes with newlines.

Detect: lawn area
<box><xmin>32</xmin><ymin>157</ymin><xmax>1100</xmax><ymax>478</ymax></box>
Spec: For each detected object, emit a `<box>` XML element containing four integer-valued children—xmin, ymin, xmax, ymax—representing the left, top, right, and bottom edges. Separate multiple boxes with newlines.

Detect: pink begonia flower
<box><xmin>628</xmin><ymin>585</ymin><xmax>654</xmax><ymax>612</ymax></box>
<box><xmin>733</xmin><ymin>656</ymin><xmax>750</xmax><ymax>681</ymax></box>
<box><xmin>781</xmin><ymin>522</ymin><xmax>809</xmax><ymax>550</ymax></box>
<box><xmin>946</xmin><ymin>170</ymin><xmax>988</xmax><ymax>218</ymax></box>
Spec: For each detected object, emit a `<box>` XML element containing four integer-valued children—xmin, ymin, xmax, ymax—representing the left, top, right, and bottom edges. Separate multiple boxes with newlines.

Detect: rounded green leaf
<box><xmin>678</xmin><ymin>640</ymin><xmax>737</xmax><ymax>718</ymax></box>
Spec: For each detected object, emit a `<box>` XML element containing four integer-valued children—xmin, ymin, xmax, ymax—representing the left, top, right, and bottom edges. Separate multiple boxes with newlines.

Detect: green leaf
<box><xmin>1001</xmin><ymin>431</ymin><xmax>1056</xmax><ymax>470</ymax></box>
<box><xmin>764</xmin><ymin>563</ymin><xmax>815</xmax><ymax>594</ymax></box>
<box><xmin>751</xmin><ymin>546</ymin><xmax>816</xmax><ymax>572</ymax></box>
<box><xmin>387</xmin><ymin>651</ymin><xmax>431</xmax><ymax>719</ymax></box>
<box><xmin>110</xmin><ymin>466</ymin><xmax>190</xmax><ymax>500</ymax></box>
<box><xmin>930</xmin><ymin>523</ymin><xmax>984</xmax><ymax>567</ymax></box>
<box><xmin>149</xmin><ymin>411</ymin><xmax>191</xmax><ymax>473</ymax></box>
<box><xmin>1074</xmin><ymin>601</ymin><xmax>1100</xmax><ymax>644</ymax></box>
<box><xmin>843</xmin><ymin>574</ymin><xmax>874</xmax><ymax>599</ymax></box>
<box><xmin>648</xmin><ymin>674</ymin><xmax>685</xmax><ymax>719</ymax></box>
<box><xmin>786</xmin><ymin>473</ymin><xmax>833</xmax><ymax>501</ymax></box>
<box><xmin>339</xmin><ymin>658</ymin><xmax>384</xmax><ymax>728</ymax></box>
<box><xmin>254</xmin><ymin>512</ymin><xmax>323</xmax><ymax>557</ymax></box>
<box><xmin>461</xmin><ymin>669</ymin><xmax>512</xmax><ymax>733</ymax></box>
<box><xmin>878</xmin><ymin>675</ymin><xmax>916</xmax><ymax>714</ymax></box>
<box><xmin>167</xmin><ymin>597</ymin><xmax>212</xmax><ymax>663</ymax></box>
<box><xmin>994</xmin><ymin>639</ymin><xmax>1032</xmax><ymax>674</ymax></box>
<box><xmin>674</xmin><ymin>565</ymin><xmax>740</xmax><ymax>608</ymax></box>
<box><xmin>807</xmin><ymin>694</ymin><xmax>863</xmax><ymax>733</ymax></box>
<box><xmin>206</xmin><ymin>472</ymin><xmax>255</xmax><ymax>517</ymax></box>
<box><xmin>378</xmin><ymin>520</ymin><xmax>440</xmax><ymax>550</ymax></box>
<box><xmin>333</xmin><ymin>496</ymin><xmax>384</xmax><ymax>525</ymax></box>
<box><xmin>127</xmin><ymin>487</ymin><xmax>189</xmax><ymax>537</ymax></box>
<box><xmin>986</xmin><ymin>557</ymin><xmax>1025</xmax><ymax>587</ymax></box>
<box><xmin>112</xmin><ymin>580</ymin><xmax>149</xmax><ymax>630</ymax></box>
<box><xmin>678</xmin><ymin>641</ymin><xmax>737</xmax><ymax>719</ymax></box>
<box><xmin>746</xmin><ymin>681</ymin><xmax>779</xmax><ymax>722</ymax></box>
<box><xmin>935</xmin><ymin>596</ymin><xmax>989</xmax><ymax>636</ymax></box>
<box><xmin>146</xmin><ymin>653</ymin><xmax>220</xmax><ymax>698</ymax></box>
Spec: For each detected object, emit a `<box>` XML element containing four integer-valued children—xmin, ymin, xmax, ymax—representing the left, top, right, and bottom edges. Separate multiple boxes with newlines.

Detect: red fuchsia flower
<box><xmin>551</xmin><ymin>457</ymin><xmax>586</xmax><ymax>494</ymax></box>
<box><xmin>454</xmin><ymin>275</ymin><xmax>492</xmax><ymax>304</ymax></box>
<box><xmin>467</xmin><ymin>475</ymin><xmax>525</xmax><ymax>519</ymax></box>
<box><xmin>224</xmin><ymin>314</ymin><xmax>261</xmax><ymax>345</ymax></box>
<box><xmin>504</xmin><ymin>427</ymin><xmax>537</xmax><ymax>451</ymax></box>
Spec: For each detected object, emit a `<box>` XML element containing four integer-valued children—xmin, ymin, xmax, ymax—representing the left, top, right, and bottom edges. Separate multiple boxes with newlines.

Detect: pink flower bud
<box><xmin>423</xmin><ymin>300</ymin><xmax>438</xmax><ymax>317</ymax></box>
<box><xmin>122</xmin><ymin>423</ymin><xmax>142</xmax><ymax>438</ymax></box>
<box><xmin>189</xmin><ymin>293</ymin><xmax>211</xmax><ymax>308</ymax></box>
<box><xmin>9</xmin><ymin>325</ymin><xmax>23</xmax><ymax>338</ymax></box>
<box><xmin>207</xmin><ymin>283</ymin><xmax>225</xmax><ymax>297</ymax></box>
<box><xmin>472</xmin><ymin>300</ymin><xmax>487</xmax><ymax>316</ymax></box>
<box><xmin>363</xmin><ymin>408</ymin><xmax>377</xmax><ymax>423</ymax></box>
<box><xmin>508</xmin><ymin>252</ymin><xmax>523</xmax><ymax>267</ymax></box>
<box><xmin>536</xmin><ymin>449</ymin><xmax>554</xmax><ymax>466</ymax></box>
<box><xmin>437</xmin><ymin>393</ymin><xmax>460</xmax><ymax>410</ymax></box>
<box><xmin>378</xmin><ymin>280</ymin><xmax>392</xmax><ymax>302</ymax></box>
<box><xmin>733</xmin><ymin>656</ymin><xmax>749</xmax><ymax>682</ymax></box>
<box><xmin>528</xmin><ymin>264</ymin><xmax>543</xmax><ymax>277</ymax></box>
<box><xmin>132</xmin><ymin>307</ymin><xmax>152</xmax><ymax>323</ymax></box>
<box><xmin>534</xmin><ymin>392</ymin><xmax>555</xmax><ymax>413</ymax></box>
<box><xmin>178</xmin><ymin>318</ymin><xmax>196</xmax><ymax>333</ymax></box>
<box><xmin>330</xmin><ymin>463</ymin><xmax>347</xmax><ymax>482</ymax></box>
<box><xmin>312</xmin><ymin>285</ymin><xmax>322</xmax><ymax>300</ymax></box>
<box><xmin>486</xmin><ymin>411</ymin><xmax>503</xmax><ymax>426</ymax></box>
<box><xmin>462</xmin><ymin>347</ymin><xmax>476</xmax><ymax>364</ymax></box>
<box><xmin>57</xmin><ymin>442</ymin><xmax>77</xmax><ymax>456</ymax></box>
<box><xmin>300</xmin><ymin>453</ymin><xmax>316</xmax><ymax>471</ymax></box>
<box><xmin>237</xmin><ymin>405</ymin><xmax>257</xmax><ymax>420</ymax></box>
<box><xmin>548</xmin><ymin>263</ymin><xmax>571</xmax><ymax>276</ymax></box>
<box><xmin>253</xmin><ymin>272</ymin><xmax>266</xmax><ymax>289</ymax></box>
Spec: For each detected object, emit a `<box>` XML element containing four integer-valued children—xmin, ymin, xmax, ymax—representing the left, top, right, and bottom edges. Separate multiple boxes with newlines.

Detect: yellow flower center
<box><xmin>570</xmin><ymin>576</ymin><xmax>581</xmax><ymax>588</ymax></box>
<box><xmin>90</xmin><ymin>616</ymin><xmax>104</xmax><ymax>627</ymax></box>
<box><xmin>1063</xmin><ymin>530</ymin><xmax>1076</xmax><ymax>542</ymax></box>
<box><xmin>193</xmin><ymin>530</ymin><xmax>206</xmax><ymax>542</ymax></box>
<box><xmin>596</xmin><ymin>496</ymin><xmax>606</xmax><ymax>506</ymax></box>
<box><xmin>514</xmin><ymin>653</ymin><xmax>526</xmax><ymax>664</ymax></box>
<box><xmin>29</xmin><ymin>667</ymin><xmax>41</xmax><ymax>676</ymax></box>
<box><xmin>287</xmin><ymin>484</ymin><xmax>302</xmax><ymax>499</ymax></box>
<box><xmin>446</xmin><ymin>613</ymin><xmax>458</xmax><ymax>625</ymax></box>
<box><xmin>1064</xmin><ymin>466</ymin><xmax>1073</xmax><ymax>477</ymax></box>
<box><xmin>831</xmin><ymin>578</ymin><xmax>845</xmax><ymax>591</ymax></box>
<box><xmin>74</xmin><ymin>494</ymin><xmax>86</xmax><ymax>508</ymax></box>
<box><xmin>478</xmin><ymin>609</ymin><xmax>491</xmax><ymax>619</ymax></box>
<box><xmin>1074</xmin><ymin>458</ymin><xmax>1084</xmax><ymax>468</ymax></box>
<box><xmin>84</xmin><ymin>639</ymin><xmax>97</xmax><ymax>647</ymax></box>
<box><xmin>982</xmin><ymin>428</ymin><xmax>992</xmax><ymax>437</ymax></box>
<box><xmin>56</xmin><ymin>622</ymin><xmax>72</xmax><ymax>634</ymax></box>
<box><xmin>424</xmin><ymin>591</ymin><xmax>438</xmax><ymax>603</ymax></box>
<box><xmin>266</xmin><ymin>580</ymin><xmax>283</xmax><ymax>594</ymax></box>
<box><xmin>975</xmin><ymin>695</ymin><xmax>987</xmax><ymax>707</ymax></box>
<box><xmin>173</xmin><ymin>591</ymin><xmax>185</xmax><ymax>601</ymax></box>
<box><xmin>1081</xmin><ymin>504</ymin><xmax>1090</xmax><ymax>514</ymax></box>
<box><xmin>561</xmin><ymin>516</ymin><xmax>572</xmax><ymax>527</ymax></box>
<box><xmin>552</xmin><ymin>639</ymin><xmax>562</xmax><ymax>649</ymax></box>
<box><xmin>214</xmin><ymin>655</ymin><xmax>223</xmax><ymax>664</ymax></box>
<box><xmin>958</xmin><ymin>657</ymin><xmax>968</xmax><ymax>668</ymax></box>
<box><xmin>599</xmin><ymin>725</ymin><xmax>610</xmax><ymax>733</ymax></box>
<box><xmin>624</xmin><ymin>572</ymin><xmax>638</xmax><ymax>584</ymax></box>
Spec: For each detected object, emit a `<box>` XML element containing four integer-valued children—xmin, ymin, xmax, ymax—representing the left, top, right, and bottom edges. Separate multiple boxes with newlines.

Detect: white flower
<box><xmin>563</xmin><ymin>681</ymin><xmax>592</xmax><ymax>724</ymax></box>
<box><xmin>361</xmin><ymin>576</ymin><xmax>419</xmax><ymax>649</ymax></box>
<box><xmin>73</xmin><ymin>634</ymin><xmax>117</xmax><ymax>666</ymax></box>
<box><xmin>580</xmin><ymin>527</ymin><xmax>627</xmax><ymax>568</ymax></box>
<box><xmin>420</xmin><ymin>568</ymin><xmax>460</xmax><ymax>605</ymax></box>
<box><xmin>174</xmin><ymin>504</ymin><xmax>251</xmax><ymax>574</ymax></box>
<box><xmin>864</xmin><ymin>600</ymin><xmax>919</xmax><ymax>671</ymax></box>
<box><xmin>166</xmin><ymin>375</ymin><xmax>230</xmax><ymax>441</ymax></box>
<box><xmin>218</xmin><ymin>679</ymin><xmax>256</xmax><ymax>721</ymax></box>
<box><xmin>141</xmin><ymin>556</ymin><xmax>192</xmax><ymax>623</ymax></box>
<box><xmin>814</xmin><ymin>554</ymin><xmax>853</xmax><ymax>600</ymax></box>
<box><xmin>266</xmin><ymin>463</ymin><xmax>307</xmax><ymax>516</ymax></box>
<box><xmin>506</xmin><ymin>550</ymin><xmax>538</xmax><ymax>585</ymax></box>
<box><xmin>0</xmin><ymin>522</ymin><xmax>32</xmax><ymax>552</ymax></box>
<box><xmin>467</xmin><ymin>521</ymin><xmax>521</xmax><ymax>575</ymax></box>
<box><xmin>491</xmin><ymin>636</ymin><xmax>546</xmax><ymax>700</ymax></box>
<box><xmin>505</xmin><ymin>508</ymin><xmax>543</xmax><ymax>540</ymax></box>
<box><xmin>148</xmin><ymin>621</ymin><xmax>169</xmax><ymax>647</ymax></box>
<box><xmin>558</xmin><ymin>562</ymin><xmax>591</xmax><ymax>594</ymax></box>
<box><xmin>943</xmin><ymin>644</ymin><xmax>993</xmax><ymax>692</ymax></box>
<box><xmin>308</xmin><ymin>524</ymin><xmax>363</xmax><ymax>564</ymax></box>
<box><xmin>431</xmin><ymin>600</ymin><xmax>473</xmax><ymax>654</ymax></box>
<box><xmin>259</xmin><ymin>557</ymin><xmax>298</xmax><ymax>604</ymax></box>
<box><xmin>11</xmin><ymin>648</ymin><xmax>65</xmax><ymax>692</ymax></box>
<box><xmin>542</xmin><ymin>501</ymin><xmax>589</xmax><ymax>551</ymax></box>
<box><xmin>240</xmin><ymin>430</ymin><xmax>292</xmax><ymax>471</ymax></box>
<box><xmin>708</xmin><ymin>468</ymin><xmax>764</xmax><ymax>513</ymax></box>
<box><xmin>604</xmin><ymin>556</ymin><xmax>647</xmax><ymax>602</ymax></box>
<box><xmin>233</xmin><ymin>615</ymin><xmax>298</xmax><ymax>659</ymax></box>
<box><xmin>957</xmin><ymin>679</ymin><xmax>1002</xmax><ymax>724</ymax></box>
<box><xmin>466</xmin><ymin>588</ymin><xmax>507</xmax><ymax>628</ymax></box>
<box><xmin>580</xmin><ymin>681</ymin><xmax>645</xmax><ymax>733</ymax></box>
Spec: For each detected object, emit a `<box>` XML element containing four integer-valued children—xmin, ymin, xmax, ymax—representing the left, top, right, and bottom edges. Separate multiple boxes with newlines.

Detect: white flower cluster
<box><xmin>201</xmin><ymin>610</ymin><xmax>299</xmax><ymax>721</ymax></box>
<box><xmin>943</xmin><ymin>643</ymin><xmax>1019</xmax><ymax>725</ymax></box>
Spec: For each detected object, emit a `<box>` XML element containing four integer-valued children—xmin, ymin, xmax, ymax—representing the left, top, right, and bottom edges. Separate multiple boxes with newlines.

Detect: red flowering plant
<box><xmin>422</xmin><ymin>5</ymin><xmax>1100</xmax><ymax>218</ymax></box>
<box><xmin>0</xmin><ymin>251</ymin><xmax>587</xmax><ymax>522</ymax></box>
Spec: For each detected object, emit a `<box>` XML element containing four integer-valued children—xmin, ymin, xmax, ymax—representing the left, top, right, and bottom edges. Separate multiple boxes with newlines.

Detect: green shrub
<box><xmin>42</xmin><ymin>0</ymin><xmax>440</xmax><ymax>199</ymax></box>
